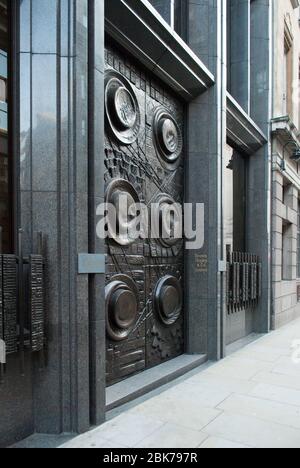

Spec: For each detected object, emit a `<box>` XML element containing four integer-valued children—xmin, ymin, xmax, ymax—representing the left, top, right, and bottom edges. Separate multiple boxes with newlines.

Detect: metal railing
<box><xmin>226</xmin><ymin>251</ymin><xmax>262</xmax><ymax>313</ymax></box>
<box><xmin>0</xmin><ymin>229</ymin><xmax>46</xmax><ymax>383</ymax></box>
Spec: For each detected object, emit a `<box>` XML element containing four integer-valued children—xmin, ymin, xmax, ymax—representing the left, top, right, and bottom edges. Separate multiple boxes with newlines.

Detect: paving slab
<box><xmin>54</xmin><ymin>317</ymin><xmax>300</xmax><ymax>449</ymax></box>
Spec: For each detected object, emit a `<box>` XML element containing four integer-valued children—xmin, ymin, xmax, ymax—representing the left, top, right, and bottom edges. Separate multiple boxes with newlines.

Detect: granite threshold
<box><xmin>106</xmin><ymin>354</ymin><xmax>207</xmax><ymax>412</ymax></box>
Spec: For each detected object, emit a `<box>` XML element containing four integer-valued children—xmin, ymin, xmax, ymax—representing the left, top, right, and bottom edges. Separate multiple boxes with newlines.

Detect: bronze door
<box><xmin>105</xmin><ymin>44</ymin><xmax>184</xmax><ymax>386</ymax></box>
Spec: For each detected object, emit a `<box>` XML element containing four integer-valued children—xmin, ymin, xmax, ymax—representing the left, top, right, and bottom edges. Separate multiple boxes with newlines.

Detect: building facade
<box><xmin>0</xmin><ymin>0</ymin><xmax>273</xmax><ymax>447</ymax></box>
<box><xmin>271</xmin><ymin>0</ymin><xmax>300</xmax><ymax>329</ymax></box>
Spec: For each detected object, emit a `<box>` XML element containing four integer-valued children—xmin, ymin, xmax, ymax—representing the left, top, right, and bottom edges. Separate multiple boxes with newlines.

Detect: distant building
<box><xmin>271</xmin><ymin>0</ymin><xmax>300</xmax><ymax>328</ymax></box>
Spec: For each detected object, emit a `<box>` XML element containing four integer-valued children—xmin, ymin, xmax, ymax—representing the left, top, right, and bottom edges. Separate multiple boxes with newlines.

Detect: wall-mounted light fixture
<box><xmin>280</xmin><ymin>139</ymin><xmax>300</xmax><ymax>171</ymax></box>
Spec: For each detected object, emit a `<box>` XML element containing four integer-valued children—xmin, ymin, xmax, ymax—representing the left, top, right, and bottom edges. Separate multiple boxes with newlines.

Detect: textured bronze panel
<box><xmin>106</xmin><ymin>252</ymin><xmax>146</xmax><ymax>385</ymax></box>
<box><xmin>146</xmin><ymin>262</ymin><xmax>184</xmax><ymax>369</ymax></box>
<box><xmin>2</xmin><ymin>255</ymin><xmax>17</xmax><ymax>354</ymax></box>
<box><xmin>105</xmin><ymin>43</ymin><xmax>184</xmax><ymax>385</ymax></box>
<box><xmin>29</xmin><ymin>255</ymin><xmax>44</xmax><ymax>352</ymax></box>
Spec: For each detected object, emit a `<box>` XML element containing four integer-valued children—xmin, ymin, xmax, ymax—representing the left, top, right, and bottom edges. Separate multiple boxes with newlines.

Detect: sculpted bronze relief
<box><xmin>105</xmin><ymin>70</ymin><xmax>141</xmax><ymax>145</ymax></box>
<box><xmin>152</xmin><ymin>193</ymin><xmax>182</xmax><ymax>248</ymax></box>
<box><xmin>153</xmin><ymin>107</ymin><xmax>183</xmax><ymax>171</ymax></box>
<box><xmin>154</xmin><ymin>276</ymin><xmax>182</xmax><ymax>326</ymax></box>
<box><xmin>105</xmin><ymin>179</ymin><xmax>142</xmax><ymax>246</ymax></box>
<box><xmin>106</xmin><ymin>275</ymin><xmax>139</xmax><ymax>341</ymax></box>
<box><xmin>105</xmin><ymin>45</ymin><xmax>184</xmax><ymax>385</ymax></box>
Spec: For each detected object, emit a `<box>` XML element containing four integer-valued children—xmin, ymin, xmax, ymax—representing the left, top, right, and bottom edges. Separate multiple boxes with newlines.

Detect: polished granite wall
<box><xmin>19</xmin><ymin>0</ymin><xmax>91</xmax><ymax>436</ymax></box>
<box><xmin>0</xmin><ymin>0</ymin><xmax>105</xmax><ymax>446</ymax></box>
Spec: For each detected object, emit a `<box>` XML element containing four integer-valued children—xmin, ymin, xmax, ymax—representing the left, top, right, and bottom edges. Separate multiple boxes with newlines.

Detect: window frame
<box><xmin>0</xmin><ymin>0</ymin><xmax>15</xmax><ymax>253</ymax></box>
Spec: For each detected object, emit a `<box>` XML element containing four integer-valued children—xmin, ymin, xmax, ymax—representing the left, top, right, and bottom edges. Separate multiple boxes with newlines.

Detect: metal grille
<box><xmin>29</xmin><ymin>255</ymin><xmax>45</xmax><ymax>352</ymax></box>
<box><xmin>2</xmin><ymin>255</ymin><xmax>17</xmax><ymax>354</ymax></box>
<box><xmin>227</xmin><ymin>252</ymin><xmax>261</xmax><ymax>313</ymax></box>
<box><xmin>0</xmin><ymin>231</ymin><xmax>46</xmax><ymax>382</ymax></box>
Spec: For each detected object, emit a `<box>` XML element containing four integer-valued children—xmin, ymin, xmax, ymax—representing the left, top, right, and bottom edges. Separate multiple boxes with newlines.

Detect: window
<box><xmin>173</xmin><ymin>0</ymin><xmax>186</xmax><ymax>38</ymax></box>
<box><xmin>149</xmin><ymin>0</ymin><xmax>186</xmax><ymax>39</ymax></box>
<box><xmin>283</xmin><ymin>23</ymin><xmax>293</xmax><ymax>117</ymax></box>
<box><xmin>0</xmin><ymin>0</ymin><xmax>12</xmax><ymax>253</ymax></box>
<box><xmin>224</xmin><ymin>144</ymin><xmax>247</xmax><ymax>253</ymax></box>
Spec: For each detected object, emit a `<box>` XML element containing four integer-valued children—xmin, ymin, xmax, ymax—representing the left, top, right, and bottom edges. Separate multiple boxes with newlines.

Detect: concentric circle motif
<box><xmin>154</xmin><ymin>276</ymin><xmax>183</xmax><ymax>326</ymax></box>
<box><xmin>152</xmin><ymin>193</ymin><xmax>183</xmax><ymax>248</ymax></box>
<box><xmin>105</xmin><ymin>70</ymin><xmax>140</xmax><ymax>145</ymax></box>
<box><xmin>106</xmin><ymin>275</ymin><xmax>140</xmax><ymax>341</ymax></box>
<box><xmin>105</xmin><ymin>179</ymin><xmax>142</xmax><ymax>246</ymax></box>
<box><xmin>153</xmin><ymin>107</ymin><xmax>183</xmax><ymax>171</ymax></box>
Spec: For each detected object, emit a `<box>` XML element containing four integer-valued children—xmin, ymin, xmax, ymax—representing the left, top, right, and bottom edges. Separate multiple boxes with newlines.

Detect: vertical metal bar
<box><xmin>230</xmin><ymin>251</ymin><xmax>233</xmax><ymax>313</ymax></box>
<box><xmin>18</xmin><ymin>228</ymin><xmax>25</xmax><ymax>375</ymax></box>
<box><xmin>37</xmin><ymin>232</ymin><xmax>45</xmax><ymax>369</ymax></box>
<box><xmin>3</xmin><ymin>255</ymin><xmax>17</xmax><ymax>354</ymax></box>
<box><xmin>234</xmin><ymin>252</ymin><xmax>238</xmax><ymax>312</ymax></box>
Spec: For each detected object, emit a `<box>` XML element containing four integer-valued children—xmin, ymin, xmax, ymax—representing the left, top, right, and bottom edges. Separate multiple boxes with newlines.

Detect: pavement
<box><xmin>57</xmin><ymin>318</ymin><xmax>300</xmax><ymax>448</ymax></box>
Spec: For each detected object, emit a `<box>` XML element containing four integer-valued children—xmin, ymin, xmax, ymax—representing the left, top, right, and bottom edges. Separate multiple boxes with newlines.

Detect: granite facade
<box><xmin>0</xmin><ymin>0</ymin><xmax>275</xmax><ymax>446</ymax></box>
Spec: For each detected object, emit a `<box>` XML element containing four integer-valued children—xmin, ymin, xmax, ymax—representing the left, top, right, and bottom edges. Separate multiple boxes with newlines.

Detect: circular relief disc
<box><xmin>153</xmin><ymin>107</ymin><xmax>183</xmax><ymax>171</ymax></box>
<box><xmin>154</xmin><ymin>275</ymin><xmax>183</xmax><ymax>326</ymax></box>
<box><xmin>152</xmin><ymin>193</ymin><xmax>183</xmax><ymax>248</ymax></box>
<box><xmin>105</xmin><ymin>70</ymin><xmax>141</xmax><ymax>145</ymax></box>
<box><xmin>105</xmin><ymin>179</ymin><xmax>142</xmax><ymax>246</ymax></box>
<box><xmin>106</xmin><ymin>275</ymin><xmax>140</xmax><ymax>341</ymax></box>
<box><xmin>114</xmin><ymin>87</ymin><xmax>137</xmax><ymax>129</ymax></box>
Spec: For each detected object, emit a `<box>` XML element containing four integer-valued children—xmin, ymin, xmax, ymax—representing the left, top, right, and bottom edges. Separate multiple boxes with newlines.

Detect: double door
<box><xmin>104</xmin><ymin>44</ymin><xmax>185</xmax><ymax>385</ymax></box>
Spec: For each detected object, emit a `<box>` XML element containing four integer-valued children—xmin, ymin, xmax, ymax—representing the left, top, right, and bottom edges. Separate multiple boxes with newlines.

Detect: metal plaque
<box><xmin>78</xmin><ymin>254</ymin><xmax>106</xmax><ymax>274</ymax></box>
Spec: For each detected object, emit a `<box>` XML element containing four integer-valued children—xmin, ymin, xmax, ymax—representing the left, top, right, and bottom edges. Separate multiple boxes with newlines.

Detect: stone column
<box><xmin>186</xmin><ymin>0</ymin><xmax>227</xmax><ymax>359</ymax></box>
<box><xmin>228</xmin><ymin>0</ymin><xmax>250</xmax><ymax>113</ymax></box>
<box><xmin>248</xmin><ymin>0</ymin><xmax>272</xmax><ymax>333</ymax></box>
<box><xmin>18</xmin><ymin>0</ymin><xmax>91</xmax><ymax>435</ymax></box>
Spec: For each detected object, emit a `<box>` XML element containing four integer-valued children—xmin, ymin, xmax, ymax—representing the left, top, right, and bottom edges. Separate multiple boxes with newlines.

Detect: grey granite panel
<box><xmin>59</xmin><ymin>192</ymin><xmax>72</xmax><ymax>432</ymax></box>
<box><xmin>248</xmin><ymin>0</ymin><xmax>271</xmax><ymax>333</ymax></box>
<box><xmin>228</xmin><ymin>0</ymin><xmax>250</xmax><ymax>112</ymax></box>
<box><xmin>106</xmin><ymin>354</ymin><xmax>207</xmax><ymax>411</ymax></box>
<box><xmin>188</xmin><ymin>2</ymin><xmax>209</xmax><ymax>68</ymax></box>
<box><xmin>94</xmin><ymin>0</ymin><xmax>105</xmax><ymax>74</ymax></box>
<box><xmin>186</xmin><ymin>0</ymin><xmax>224</xmax><ymax>360</ymax></box>
<box><xmin>19</xmin><ymin>53</ymin><xmax>31</xmax><ymax>191</ymax></box>
<box><xmin>92</xmin><ymin>68</ymin><xmax>105</xmax><ymax>198</ymax></box>
<box><xmin>20</xmin><ymin>190</ymin><xmax>33</xmax><ymax>255</ymax></box>
<box><xmin>60</xmin><ymin>57</ymin><xmax>70</xmax><ymax>192</ymax></box>
<box><xmin>32</xmin><ymin>191</ymin><xmax>61</xmax><ymax>434</ymax></box>
<box><xmin>32</xmin><ymin>55</ymin><xmax>57</xmax><ymax>192</ymax></box>
<box><xmin>19</xmin><ymin>0</ymin><xmax>31</xmax><ymax>53</ymax></box>
<box><xmin>60</xmin><ymin>0</ymin><xmax>70</xmax><ymax>57</ymax></box>
<box><xmin>0</xmin><ymin>355</ymin><xmax>34</xmax><ymax>448</ymax></box>
<box><xmin>32</xmin><ymin>0</ymin><xmax>58</xmax><ymax>54</ymax></box>
<box><xmin>74</xmin><ymin>58</ymin><xmax>88</xmax><ymax>194</ymax></box>
<box><xmin>148</xmin><ymin>0</ymin><xmax>172</xmax><ymax>25</ymax></box>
